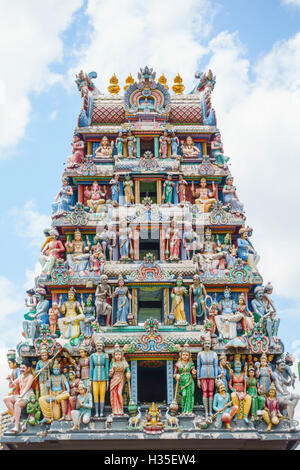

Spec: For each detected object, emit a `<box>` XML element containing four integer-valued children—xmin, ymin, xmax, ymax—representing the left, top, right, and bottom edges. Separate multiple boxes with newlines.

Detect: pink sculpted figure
<box><xmin>67</xmin><ymin>134</ymin><xmax>84</xmax><ymax>168</ymax></box>
<box><xmin>177</xmin><ymin>175</ymin><xmax>188</xmax><ymax>203</ymax></box>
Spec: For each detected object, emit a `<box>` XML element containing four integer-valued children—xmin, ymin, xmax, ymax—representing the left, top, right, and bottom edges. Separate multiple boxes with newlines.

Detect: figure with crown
<box><xmin>39</xmin><ymin>359</ymin><xmax>70</xmax><ymax>423</ymax></box>
<box><xmin>90</xmin><ymin>340</ymin><xmax>109</xmax><ymax>418</ymax></box>
<box><xmin>229</xmin><ymin>359</ymin><xmax>252</xmax><ymax>424</ymax></box>
<box><xmin>57</xmin><ymin>288</ymin><xmax>85</xmax><ymax>343</ymax></box>
<box><xmin>65</xmin><ymin>229</ymin><xmax>91</xmax><ymax>277</ymax></box>
<box><xmin>113</xmin><ymin>276</ymin><xmax>131</xmax><ymax>326</ymax></box>
<box><xmin>171</xmin><ymin>276</ymin><xmax>188</xmax><ymax>325</ymax></box>
<box><xmin>197</xmin><ymin>338</ymin><xmax>219</xmax><ymax>419</ymax></box>
<box><xmin>109</xmin><ymin>345</ymin><xmax>131</xmax><ymax>416</ymax></box>
<box><xmin>174</xmin><ymin>345</ymin><xmax>196</xmax><ymax>415</ymax></box>
<box><xmin>191</xmin><ymin>178</ymin><xmax>217</xmax><ymax>213</ymax></box>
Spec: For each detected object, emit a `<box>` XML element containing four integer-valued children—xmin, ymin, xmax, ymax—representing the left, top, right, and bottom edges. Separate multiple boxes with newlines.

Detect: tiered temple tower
<box><xmin>1</xmin><ymin>67</ymin><xmax>299</xmax><ymax>450</ymax></box>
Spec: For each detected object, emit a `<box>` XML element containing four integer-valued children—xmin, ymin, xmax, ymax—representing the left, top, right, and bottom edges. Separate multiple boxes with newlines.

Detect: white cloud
<box><xmin>49</xmin><ymin>110</ymin><xmax>57</xmax><ymax>121</ymax></box>
<box><xmin>0</xmin><ymin>0</ymin><xmax>83</xmax><ymax>156</ymax></box>
<box><xmin>10</xmin><ymin>201</ymin><xmax>51</xmax><ymax>248</ymax></box>
<box><xmin>0</xmin><ymin>277</ymin><xmax>23</xmax><ymax>321</ymax></box>
<box><xmin>283</xmin><ymin>0</ymin><xmax>300</xmax><ymax>6</ymax></box>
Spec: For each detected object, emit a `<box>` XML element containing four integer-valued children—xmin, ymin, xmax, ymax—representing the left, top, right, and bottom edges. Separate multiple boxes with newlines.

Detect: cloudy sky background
<box><xmin>0</xmin><ymin>0</ymin><xmax>300</xmax><ymax>414</ymax></box>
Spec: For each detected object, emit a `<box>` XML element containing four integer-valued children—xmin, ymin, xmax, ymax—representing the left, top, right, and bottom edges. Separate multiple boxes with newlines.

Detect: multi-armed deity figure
<box><xmin>95</xmin><ymin>136</ymin><xmax>113</xmax><ymax>159</ymax></box>
<box><xmin>39</xmin><ymin>359</ymin><xmax>70</xmax><ymax>423</ymax></box>
<box><xmin>193</xmin><ymin>228</ymin><xmax>225</xmax><ymax>275</ymax></box>
<box><xmin>65</xmin><ymin>229</ymin><xmax>91</xmax><ymax>277</ymax></box>
<box><xmin>191</xmin><ymin>178</ymin><xmax>217</xmax><ymax>213</ymax></box>
<box><xmin>57</xmin><ymin>287</ymin><xmax>85</xmax><ymax>343</ymax></box>
<box><xmin>85</xmin><ymin>180</ymin><xmax>106</xmax><ymax>213</ymax></box>
<box><xmin>181</xmin><ymin>136</ymin><xmax>200</xmax><ymax>159</ymax></box>
<box><xmin>229</xmin><ymin>360</ymin><xmax>252</xmax><ymax>424</ymax></box>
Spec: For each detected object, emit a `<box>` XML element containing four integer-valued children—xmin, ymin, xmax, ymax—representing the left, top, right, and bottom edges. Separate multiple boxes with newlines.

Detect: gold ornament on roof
<box><xmin>158</xmin><ymin>73</ymin><xmax>169</xmax><ymax>89</ymax></box>
<box><xmin>172</xmin><ymin>73</ymin><xmax>185</xmax><ymax>94</ymax></box>
<box><xmin>124</xmin><ymin>73</ymin><xmax>134</xmax><ymax>91</ymax></box>
<box><xmin>108</xmin><ymin>73</ymin><xmax>120</xmax><ymax>95</ymax></box>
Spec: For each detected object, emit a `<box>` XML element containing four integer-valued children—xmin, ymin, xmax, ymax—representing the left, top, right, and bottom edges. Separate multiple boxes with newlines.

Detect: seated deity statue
<box><xmin>66</xmin><ymin>134</ymin><xmax>84</xmax><ymax>169</ymax></box>
<box><xmin>181</xmin><ymin>136</ymin><xmax>200</xmax><ymax>159</ymax></box>
<box><xmin>237</xmin><ymin>227</ymin><xmax>260</xmax><ymax>273</ymax></box>
<box><xmin>94</xmin><ymin>136</ymin><xmax>113</xmax><ymax>159</ymax></box>
<box><xmin>215</xmin><ymin>287</ymin><xmax>243</xmax><ymax>341</ymax></box>
<box><xmin>193</xmin><ymin>228</ymin><xmax>226</xmax><ymax>274</ymax></box>
<box><xmin>222</xmin><ymin>176</ymin><xmax>244</xmax><ymax>214</ymax></box>
<box><xmin>57</xmin><ymin>288</ymin><xmax>85</xmax><ymax>343</ymax></box>
<box><xmin>52</xmin><ymin>177</ymin><xmax>73</xmax><ymax>218</ymax></box>
<box><xmin>39</xmin><ymin>228</ymin><xmax>65</xmax><ymax>277</ymax></box>
<box><xmin>65</xmin><ymin>229</ymin><xmax>91</xmax><ymax>277</ymax></box>
<box><xmin>85</xmin><ymin>181</ymin><xmax>106</xmax><ymax>212</ymax></box>
<box><xmin>191</xmin><ymin>178</ymin><xmax>217</xmax><ymax>213</ymax></box>
<box><xmin>210</xmin><ymin>132</ymin><xmax>229</xmax><ymax>167</ymax></box>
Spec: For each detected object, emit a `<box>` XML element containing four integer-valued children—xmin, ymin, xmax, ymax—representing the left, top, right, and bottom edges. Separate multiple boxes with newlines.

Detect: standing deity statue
<box><xmin>124</xmin><ymin>174</ymin><xmax>135</xmax><ymax>205</ymax></box>
<box><xmin>66</xmin><ymin>134</ymin><xmax>84</xmax><ymax>168</ymax></box>
<box><xmin>251</xmin><ymin>286</ymin><xmax>280</xmax><ymax>347</ymax></box>
<box><xmin>35</xmin><ymin>287</ymin><xmax>50</xmax><ymax>326</ymax></box>
<box><xmin>90</xmin><ymin>340</ymin><xmax>109</xmax><ymax>418</ymax></box>
<box><xmin>191</xmin><ymin>178</ymin><xmax>217</xmax><ymax>213</ymax></box>
<box><xmin>159</xmin><ymin>130</ymin><xmax>170</xmax><ymax>158</ymax></box>
<box><xmin>95</xmin><ymin>275</ymin><xmax>112</xmax><ymax>327</ymax></box>
<box><xmin>80</xmin><ymin>294</ymin><xmax>96</xmax><ymax>338</ymax></box>
<box><xmin>89</xmin><ymin>234</ymin><xmax>105</xmax><ymax>277</ymax></box>
<box><xmin>109</xmin><ymin>174</ymin><xmax>120</xmax><ymax>205</ymax></box>
<box><xmin>246</xmin><ymin>366</ymin><xmax>265</xmax><ymax>421</ymax></box>
<box><xmin>67</xmin><ymin>369</ymin><xmax>81</xmax><ymax>419</ymax></box>
<box><xmin>65</xmin><ymin>229</ymin><xmax>91</xmax><ymax>277</ymax></box>
<box><xmin>113</xmin><ymin>276</ymin><xmax>131</xmax><ymax>326</ymax></box>
<box><xmin>262</xmin><ymin>383</ymin><xmax>282</xmax><ymax>431</ymax></box>
<box><xmin>162</xmin><ymin>174</ymin><xmax>175</xmax><ymax>204</ymax></box>
<box><xmin>222</xmin><ymin>176</ymin><xmax>244</xmax><ymax>214</ymax></box>
<box><xmin>57</xmin><ymin>288</ymin><xmax>85</xmax><ymax>342</ymax></box>
<box><xmin>99</xmin><ymin>223</ymin><xmax>116</xmax><ymax>261</ymax></box>
<box><xmin>39</xmin><ymin>359</ymin><xmax>70</xmax><ymax>423</ymax></box>
<box><xmin>48</xmin><ymin>299</ymin><xmax>61</xmax><ymax>337</ymax></box>
<box><xmin>76</xmin><ymin>345</ymin><xmax>90</xmax><ymax>389</ymax></box>
<box><xmin>39</xmin><ymin>228</ymin><xmax>65</xmax><ymax>277</ymax></box>
<box><xmin>210</xmin><ymin>132</ymin><xmax>229</xmax><ymax>167</ymax></box>
<box><xmin>52</xmin><ymin>177</ymin><xmax>73</xmax><ymax>218</ymax></box>
<box><xmin>171</xmin><ymin>276</ymin><xmax>188</xmax><ymax>325</ymax></box>
<box><xmin>189</xmin><ymin>275</ymin><xmax>207</xmax><ymax>325</ymax></box>
<box><xmin>95</xmin><ymin>136</ymin><xmax>113</xmax><ymax>159</ymax></box>
<box><xmin>237</xmin><ymin>294</ymin><xmax>254</xmax><ymax>335</ymax></box>
<box><xmin>218</xmin><ymin>353</ymin><xmax>231</xmax><ymax>392</ymax></box>
<box><xmin>229</xmin><ymin>360</ymin><xmax>252</xmax><ymax>424</ymax></box>
<box><xmin>5</xmin><ymin>350</ymin><xmax>20</xmax><ymax>396</ymax></box>
<box><xmin>272</xmin><ymin>359</ymin><xmax>300</xmax><ymax>429</ymax></box>
<box><xmin>177</xmin><ymin>175</ymin><xmax>188</xmax><ymax>204</ymax></box>
<box><xmin>70</xmin><ymin>381</ymin><xmax>93</xmax><ymax>430</ymax></box>
<box><xmin>109</xmin><ymin>345</ymin><xmax>131</xmax><ymax>416</ymax></box>
<box><xmin>255</xmin><ymin>353</ymin><xmax>274</xmax><ymax>396</ymax></box>
<box><xmin>165</xmin><ymin>219</ymin><xmax>181</xmax><ymax>260</ymax></box>
<box><xmin>115</xmin><ymin>131</ymin><xmax>124</xmax><ymax>157</ymax></box>
<box><xmin>213</xmin><ymin>381</ymin><xmax>238</xmax><ymax>430</ymax></box>
<box><xmin>126</xmin><ymin>130</ymin><xmax>136</xmax><ymax>158</ymax></box>
<box><xmin>35</xmin><ymin>346</ymin><xmax>51</xmax><ymax>398</ymax></box>
<box><xmin>181</xmin><ymin>136</ymin><xmax>200</xmax><ymax>159</ymax></box>
<box><xmin>171</xmin><ymin>130</ymin><xmax>180</xmax><ymax>156</ymax></box>
<box><xmin>197</xmin><ymin>338</ymin><xmax>219</xmax><ymax>418</ymax></box>
<box><xmin>86</xmin><ymin>181</ymin><xmax>106</xmax><ymax>213</ymax></box>
<box><xmin>23</xmin><ymin>289</ymin><xmax>39</xmax><ymax>343</ymax></box>
<box><xmin>119</xmin><ymin>218</ymin><xmax>133</xmax><ymax>260</ymax></box>
<box><xmin>174</xmin><ymin>345</ymin><xmax>197</xmax><ymax>415</ymax></box>
<box><xmin>237</xmin><ymin>227</ymin><xmax>260</xmax><ymax>273</ymax></box>
<box><xmin>182</xmin><ymin>222</ymin><xmax>198</xmax><ymax>260</ymax></box>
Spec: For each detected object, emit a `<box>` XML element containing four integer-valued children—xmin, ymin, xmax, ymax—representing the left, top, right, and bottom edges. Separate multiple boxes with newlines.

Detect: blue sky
<box><xmin>0</xmin><ymin>0</ymin><xmax>300</xmax><ymax>407</ymax></box>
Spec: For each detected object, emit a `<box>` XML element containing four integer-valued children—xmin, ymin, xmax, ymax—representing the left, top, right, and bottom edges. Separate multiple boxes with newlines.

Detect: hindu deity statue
<box><xmin>113</xmin><ymin>275</ymin><xmax>131</xmax><ymax>325</ymax></box>
<box><xmin>189</xmin><ymin>275</ymin><xmax>207</xmax><ymax>325</ymax></box>
<box><xmin>35</xmin><ymin>287</ymin><xmax>50</xmax><ymax>326</ymax></box>
<box><xmin>256</xmin><ymin>353</ymin><xmax>273</xmax><ymax>396</ymax></box>
<box><xmin>218</xmin><ymin>233</ymin><xmax>237</xmax><ymax>270</ymax></box>
<box><xmin>162</xmin><ymin>174</ymin><xmax>175</xmax><ymax>204</ymax></box>
<box><xmin>171</xmin><ymin>276</ymin><xmax>188</xmax><ymax>325</ymax></box>
<box><xmin>171</xmin><ymin>130</ymin><xmax>179</xmax><ymax>156</ymax></box>
<box><xmin>80</xmin><ymin>294</ymin><xmax>96</xmax><ymax>338</ymax></box>
<box><xmin>124</xmin><ymin>174</ymin><xmax>134</xmax><ymax>205</ymax></box>
<box><xmin>181</xmin><ymin>136</ymin><xmax>200</xmax><ymax>159</ymax></box>
<box><xmin>57</xmin><ymin>288</ymin><xmax>85</xmax><ymax>343</ymax></box>
<box><xmin>193</xmin><ymin>228</ymin><xmax>225</xmax><ymax>274</ymax></box>
<box><xmin>119</xmin><ymin>218</ymin><xmax>133</xmax><ymax>260</ymax></box>
<box><xmin>177</xmin><ymin>174</ymin><xmax>188</xmax><ymax>204</ymax></box>
<box><xmin>210</xmin><ymin>132</ymin><xmax>229</xmax><ymax>167</ymax></box>
<box><xmin>4</xmin><ymin>359</ymin><xmax>34</xmax><ymax>433</ymax></box>
<box><xmin>213</xmin><ymin>381</ymin><xmax>238</xmax><ymax>430</ymax></box>
<box><xmin>165</xmin><ymin>218</ymin><xmax>181</xmax><ymax>260</ymax></box>
<box><xmin>229</xmin><ymin>360</ymin><xmax>252</xmax><ymax>424</ymax></box>
<box><xmin>218</xmin><ymin>353</ymin><xmax>231</xmax><ymax>392</ymax></box>
<box><xmin>5</xmin><ymin>350</ymin><xmax>20</xmax><ymax>396</ymax></box>
<box><xmin>66</xmin><ymin>134</ymin><xmax>84</xmax><ymax>168</ymax></box>
<box><xmin>145</xmin><ymin>403</ymin><xmax>163</xmax><ymax>428</ymax></box>
<box><xmin>237</xmin><ymin>227</ymin><xmax>260</xmax><ymax>273</ymax></box>
<box><xmin>126</xmin><ymin>130</ymin><xmax>136</xmax><ymax>158</ymax></box>
<box><xmin>35</xmin><ymin>345</ymin><xmax>51</xmax><ymax>398</ymax></box>
<box><xmin>207</xmin><ymin>299</ymin><xmax>219</xmax><ymax>335</ymax></box>
<box><xmin>39</xmin><ymin>228</ymin><xmax>65</xmax><ymax>277</ymax></box>
<box><xmin>70</xmin><ymin>381</ymin><xmax>93</xmax><ymax>430</ymax></box>
<box><xmin>183</xmin><ymin>222</ymin><xmax>198</xmax><ymax>260</ymax></box>
<box><xmin>159</xmin><ymin>130</ymin><xmax>170</xmax><ymax>158</ymax></box>
<box><xmin>197</xmin><ymin>338</ymin><xmax>219</xmax><ymax>418</ymax></box>
<box><xmin>101</xmin><ymin>223</ymin><xmax>116</xmax><ymax>261</ymax></box>
<box><xmin>85</xmin><ymin>181</ymin><xmax>106</xmax><ymax>213</ymax></box>
<box><xmin>109</xmin><ymin>174</ymin><xmax>120</xmax><ymax>205</ymax></box>
<box><xmin>247</xmin><ymin>365</ymin><xmax>265</xmax><ymax>422</ymax></box>
<box><xmin>251</xmin><ymin>286</ymin><xmax>280</xmax><ymax>347</ymax></box>
<box><xmin>39</xmin><ymin>359</ymin><xmax>70</xmax><ymax>423</ymax></box>
<box><xmin>237</xmin><ymin>294</ymin><xmax>254</xmax><ymax>335</ymax></box>
<box><xmin>215</xmin><ymin>287</ymin><xmax>243</xmax><ymax>342</ymax></box>
<box><xmin>65</xmin><ymin>229</ymin><xmax>91</xmax><ymax>277</ymax></box>
<box><xmin>262</xmin><ymin>383</ymin><xmax>282</xmax><ymax>431</ymax></box>
<box><xmin>89</xmin><ymin>234</ymin><xmax>105</xmax><ymax>277</ymax></box>
<box><xmin>272</xmin><ymin>359</ymin><xmax>300</xmax><ymax>428</ymax></box>
<box><xmin>115</xmin><ymin>131</ymin><xmax>124</xmax><ymax>157</ymax></box>
<box><xmin>67</xmin><ymin>369</ymin><xmax>81</xmax><ymax>419</ymax></box>
<box><xmin>174</xmin><ymin>345</ymin><xmax>196</xmax><ymax>415</ymax></box>
<box><xmin>26</xmin><ymin>393</ymin><xmax>41</xmax><ymax>426</ymax></box>
<box><xmin>95</xmin><ymin>275</ymin><xmax>112</xmax><ymax>327</ymax></box>
<box><xmin>48</xmin><ymin>299</ymin><xmax>61</xmax><ymax>337</ymax></box>
<box><xmin>222</xmin><ymin>176</ymin><xmax>244</xmax><ymax>214</ymax></box>
<box><xmin>109</xmin><ymin>345</ymin><xmax>131</xmax><ymax>415</ymax></box>
<box><xmin>191</xmin><ymin>178</ymin><xmax>217</xmax><ymax>213</ymax></box>
<box><xmin>52</xmin><ymin>176</ymin><xmax>73</xmax><ymax>218</ymax></box>
<box><xmin>76</xmin><ymin>345</ymin><xmax>90</xmax><ymax>389</ymax></box>
<box><xmin>23</xmin><ymin>289</ymin><xmax>39</xmax><ymax>343</ymax></box>
<box><xmin>90</xmin><ymin>340</ymin><xmax>109</xmax><ymax>418</ymax></box>
<box><xmin>95</xmin><ymin>136</ymin><xmax>113</xmax><ymax>159</ymax></box>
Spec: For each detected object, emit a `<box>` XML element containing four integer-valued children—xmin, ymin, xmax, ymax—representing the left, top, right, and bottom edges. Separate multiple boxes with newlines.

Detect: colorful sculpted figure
<box><xmin>165</xmin><ymin>219</ymin><xmax>181</xmax><ymax>260</ymax></box>
<box><xmin>6</xmin><ymin>351</ymin><xmax>20</xmax><ymax>396</ymax></box>
<box><xmin>251</xmin><ymin>286</ymin><xmax>280</xmax><ymax>347</ymax></box>
<box><xmin>229</xmin><ymin>361</ymin><xmax>252</xmax><ymax>424</ymax></box>
<box><xmin>124</xmin><ymin>174</ymin><xmax>134</xmax><ymax>205</ymax></box>
<box><xmin>48</xmin><ymin>299</ymin><xmax>61</xmax><ymax>337</ymax></box>
<box><xmin>183</xmin><ymin>223</ymin><xmax>198</xmax><ymax>260</ymax></box>
<box><xmin>218</xmin><ymin>233</ymin><xmax>237</xmax><ymax>270</ymax></box>
<box><xmin>210</xmin><ymin>133</ymin><xmax>229</xmax><ymax>167</ymax></box>
<box><xmin>256</xmin><ymin>353</ymin><xmax>273</xmax><ymax>396</ymax></box>
<box><xmin>67</xmin><ymin>369</ymin><xmax>81</xmax><ymax>419</ymax></box>
<box><xmin>89</xmin><ymin>234</ymin><xmax>105</xmax><ymax>277</ymax></box>
<box><xmin>222</xmin><ymin>176</ymin><xmax>244</xmax><ymax>214</ymax></box>
<box><xmin>39</xmin><ymin>359</ymin><xmax>70</xmax><ymax>423</ymax></box>
<box><xmin>70</xmin><ymin>381</ymin><xmax>93</xmax><ymax>430</ymax></box>
<box><xmin>66</xmin><ymin>134</ymin><xmax>84</xmax><ymax>168</ymax></box>
<box><xmin>109</xmin><ymin>345</ymin><xmax>131</xmax><ymax>415</ymax></box>
<box><xmin>246</xmin><ymin>366</ymin><xmax>265</xmax><ymax>421</ymax></box>
<box><xmin>194</xmin><ymin>228</ymin><xmax>225</xmax><ymax>274</ymax></box>
<box><xmin>39</xmin><ymin>228</ymin><xmax>65</xmax><ymax>276</ymax></box>
<box><xmin>35</xmin><ymin>346</ymin><xmax>51</xmax><ymax>398</ymax></box>
<box><xmin>162</xmin><ymin>174</ymin><xmax>175</xmax><ymax>204</ymax></box>
<box><xmin>109</xmin><ymin>175</ymin><xmax>120</xmax><ymax>205</ymax></box>
<box><xmin>95</xmin><ymin>275</ymin><xmax>112</xmax><ymax>327</ymax></box>
<box><xmin>95</xmin><ymin>136</ymin><xmax>113</xmax><ymax>159</ymax></box>
<box><xmin>4</xmin><ymin>359</ymin><xmax>34</xmax><ymax>433</ymax></box>
<box><xmin>177</xmin><ymin>175</ymin><xmax>188</xmax><ymax>204</ymax></box>
<box><xmin>99</xmin><ymin>223</ymin><xmax>116</xmax><ymax>261</ymax></box>
<box><xmin>26</xmin><ymin>393</ymin><xmax>41</xmax><ymax>425</ymax></box>
<box><xmin>159</xmin><ymin>130</ymin><xmax>170</xmax><ymax>158</ymax></box>
<box><xmin>262</xmin><ymin>283</ymin><xmax>280</xmax><ymax>348</ymax></box>
<box><xmin>272</xmin><ymin>359</ymin><xmax>300</xmax><ymax>428</ymax></box>
<box><xmin>126</xmin><ymin>130</ymin><xmax>136</xmax><ymax>158</ymax></box>
<box><xmin>65</xmin><ymin>229</ymin><xmax>91</xmax><ymax>277</ymax></box>
<box><xmin>181</xmin><ymin>136</ymin><xmax>200</xmax><ymax>159</ymax></box>
<box><xmin>207</xmin><ymin>300</ymin><xmax>219</xmax><ymax>335</ymax></box>
<box><xmin>119</xmin><ymin>218</ymin><xmax>133</xmax><ymax>260</ymax></box>
<box><xmin>90</xmin><ymin>340</ymin><xmax>109</xmax><ymax>418</ymax></box>
<box><xmin>215</xmin><ymin>287</ymin><xmax>242</xmax><ymax>342</ymax></box>
<box><xmin>76</xmin><ymin>346</ymin><xmax>90</xmax><ymax>389</ymax></box>
<box><xmin>189</xmin><ymin>274</ymin><xmax>207</xmax><ymax>325</ymax></box>
<box><xmin>213</xmin><ymin>382</ymin><xmax>238</xmax><ymax>430</ymax></box>
<box><xmin>191</xmin><ymin>178</ymin><xmax>217</xmax><ymax>213</ymax></box>
<box><xmin>218</xmin><ymin>353</ymin><xmax>231</xmax><ymax>392</ymax></box>
<box><xmin>197</xmin><ymin>338</ymin><xmax>219</xmax><ymax>418</ymax></box>
<box><xmin>115</xmin><ymin>131</ymin><xmax>124</xmax><ymax>157</ymax></box>
<box><xmin>237</xmin><ymin>294</ymin><xmax>254</xmax><ymax>334</ymax></box>
<box><xmin>237</xmin><ymin>227</ymin><xmax>260</xmax><ymax>273</ymax></box>
<box><xmin>113</xmin><ymin>275</ymin><xmax>131</xmax><ymax>325</ymax></box>
<box><xmin>171</xmin><ymin>276</ymin><xmax>188</xmax><ymax>325</ymax></box>
<box><xmin>171</xmin><ymin>130</ymin><xmax>179</xmax><ymax>156</ymax></box>
<box><xmin>35</xmin><ymin>287</ymin><xmax>50</xmax><ymax>326</ymax></box>
<box><xmin>57</xmin><ymin>288</ymin><xmax>85</xmax><ymax>342</ymax></box>
<box><xmin>23</xmin><ymin>289</ymin><xmax>39</xmax><ymax>343</ymax></box>
<box><xmin>174</xmin><ymin>345</ymin><xmax>196</xmax><ymax>415</ymax></box>
<box><xmin>145</xmin><ymin>403</ymin><xmax>163</xmax><ymax>427</ymax></box>
<box><xmin>52</xmin><ymin>177</ymin><xmax>73</xmax><ymax>218</ymax></box>
<box><xmin>86</xmin><ymin>181</ymin><xmax>106</xmax><ymax>213</ymax></box>
<box><xmin>262</xmin><ymin>383</ymin><xmax>282</xmax><ymax>431</ymax></box>
<box><xmin>80</xmin><ymin>294</ymin><xmax>96</xmax><ymax>338</ymax></box>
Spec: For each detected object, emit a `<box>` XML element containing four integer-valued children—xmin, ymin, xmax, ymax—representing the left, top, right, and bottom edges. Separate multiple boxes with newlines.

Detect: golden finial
<box><xmin>158</xmin><ymin>73</ymin><xmax>169</xmax><ymax>89</ymax></box>
<box><xmin>172</xmin><ymin>73</ymin><xmax>185</xmax><ymax>94</ymax></box>
<box><xmin>124</xmin><ymin>73</ymin><xmax>134</xmax><ymax>91</ymax></box>
<box><xmin>108</xmin><ymin>73</ymin><xmax>120</xmax><ymax>95</ymax></box>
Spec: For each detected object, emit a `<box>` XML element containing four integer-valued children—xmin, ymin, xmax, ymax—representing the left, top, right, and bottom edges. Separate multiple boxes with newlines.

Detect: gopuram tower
<box><xmin>1</xmin><ymin>67</ymin><xmax>299</xmax><ymax>450</ymax></box>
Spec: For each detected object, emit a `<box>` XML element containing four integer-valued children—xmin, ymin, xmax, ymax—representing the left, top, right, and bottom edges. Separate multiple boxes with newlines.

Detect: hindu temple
<box><xmin>1</xmin><ymin>66</ymin><xmax>299</xmax><ymax>450</ymax></box>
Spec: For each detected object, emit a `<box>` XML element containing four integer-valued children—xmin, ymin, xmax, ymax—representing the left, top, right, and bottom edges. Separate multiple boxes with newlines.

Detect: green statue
<box><xmin>26</xmin><ymin>393</ymin><xmax>42</xmax><ymax>425</ymax></box>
